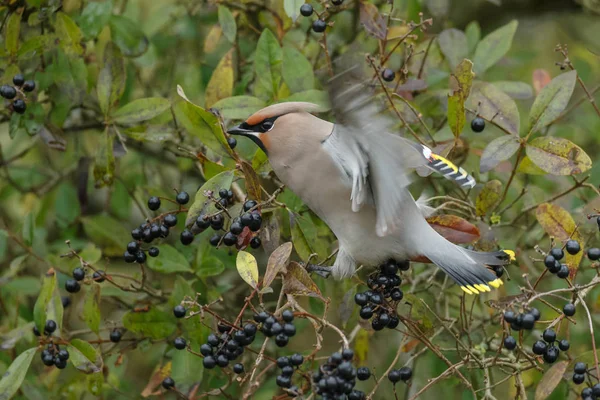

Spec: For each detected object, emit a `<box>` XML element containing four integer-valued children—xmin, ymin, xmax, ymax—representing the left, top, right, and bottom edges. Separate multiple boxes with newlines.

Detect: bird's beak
<box><xmin>227</xmin><ymin>125</ymin><xmax>255</xmax><ymax>137</ymax></box>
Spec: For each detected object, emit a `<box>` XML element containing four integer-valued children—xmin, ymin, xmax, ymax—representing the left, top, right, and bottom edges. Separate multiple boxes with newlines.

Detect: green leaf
<box><xmin>55</xmin><ymin>182</ymin><xmax>81</xmax><ymax>228</ymax></box>
<box><xmin>282</xmin><ymin>46</ymin><xmax>314</xmax><ymax>93</ymax></box>
<box><xmin>9</xmin><ymin>113</ymin><xmax>24</xmax><ymax>139</ymax></box>
<box><xmin>479</xmin><ymin>135</ymin><xmax>520</xmax><ymax>173</ymax></box>
<box><xmin>283</xmin><ymin>90</ymin><xmax>330</xmax><ymax>110</ymax></box>
<box><xmin>526</xmin><ymin>136</ymin><xmax>591</xmax><ymax>176</ymax></box>
<box><xmin>527</xmin><ymin>70</ymin><xmax>577</xmax><ymax>134</ymax></box>
<box><xmin>81</xmin><ymin>214</ymin><xmax>131</xmax><ymax>257</ymax></box>
<box><xmin>468</xmin><ymin>81</ymin><xmax>520</xmax><ymax>136</ymax></box>
<box><xmin>236</xmin><ymin>251</ymin><xmax>259</xmax><ymax>288</ymax></box>
<box><xmin>196</xmin><ymin>255</ymin><xmax>225</xmax><ymax>277</ymax></box>
<box><xmin>284</xmin><ymin>0</ymin><xmax>304</xmax><ymax>22</ymax></box>
<box><xmin>517</xmin><ymin>156</ymin><xmax>547</xmax><ymax>175</ymax></box>
<box><xmin>447</xmin><ymin>59</ymin><xmax>474</xmax><ymax>138</ymax></box>
<box><xmin>22</xmin><ymin>212</ymin><xmax>34</xmax><ymax>246</ymax></box>
<box><xmin>68</xmin><ymin>339</ymin><xmax>103</xmax><ymax>374</ymax></box>
<box><xmin>472</xmin><ymin>20</ymin><xmax>518</xmax><ymax>75</ymax></box>
<box><xmin>122</xmin><ymin>308</ymin><xmax>177</xmax><ymax>340</ymax></box>
<box><xmin>475</xmin><ymin>180</ymin><xmax>502</xmax><ymax>217</ymax></box>
<box><xmin>92</xmin><ymin>128</ymin><xmax>115</xmax><ymax>188</ymax></box>
<box><xmin>55</xmin><ymin>12</ymin><xmax>84</xmax><ymax>56</ymax></box>
<box><xmin>185</xmin><ymin>170</ymin><xmax>234</xmax><ymax>226</ymax></box>
<box><xmin>78</xmin><ymin>0</ymin><xmax>113</xmax><ymax>38</ymax></box>
<box><xmin>218</xmin><ymin>6</ymin><xmax>236</xmax><ymax>43</ymax></box>
<box><xmin>289</xmin><ymin>212</ymin><xmax>319</xmax><ymax>261</ymax></box>
<box><xmin>0</xmin><ymin>347</ymin><xmax>36</xmax><ymax>400</ymax></box>
<box><xmin>83</xmin><ymin>284</ymin><xmax>101</xmax><ymax>334</ymax></box>
<box><xmin>171</xmin><ymin>346</ymin><xmax>204</xmax><ymax>388</ymax></box>
<box><xmin>18</xmin><ymin>34</ymin><xmax>54</xmax><ymax>59</ymax></box>
<box><xmin>176</xmin><ymin>85</ymin><xmax>234</xmax><ymax>158</ymax></box>
<box><xmin>438</xmin><ymin>29</ymin><xmax>468</xmax><ymax>70</ymax></box>
<box><xmin>147</xmin><ymin>244</ymin><xmax>192</xmax><ymax>273</ymax></box>
<box><xmin>211</xmin><ymin>96</ymin><xmax>267</xmax><ymax>120</ymax></box>
<box><xmin>205</xmin><ymin>49</ymin><xmax>234</xmax><ymax>108</ymax></box>
<box><xmin>491</xmin><ymin>81</ymin><xmax>533</xmax><ymax>100</ymax></box>
<box><xmin>465</xmin><ymin>21</ymin><xmax>480</xmax><ymax>55</ymax></box>
<box><xmin>254</xmin><ymin>29</ymin><xmax>282</xmax><ymax>99</ymax></box>
<box><xmin>109</xmin><ymin>15</ymin><xmax>149</xmax><ymax>57</ymax></box>
<box><xmin>112</xmin><ymin>97</ymin><xmax>171</xmax><ymax>124</ymax></box>
<box><xmin>33</xmin><ymin>271</ymin><xmax>56</xmax><ymax>335</ymax></box>
<box><xmin>5</xmin><ymin>9</ymin><xmax>23</xmax><ymax>55</ymax></box>
<box><xmin>97</xmin><ymin>43</ymin><xmax>125</xmax><ymax>116</ymax></box>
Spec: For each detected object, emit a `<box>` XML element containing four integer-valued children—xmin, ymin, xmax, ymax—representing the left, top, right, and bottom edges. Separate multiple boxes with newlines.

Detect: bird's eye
<box><xmin>261</xmin><ymin>120</ymin><xmax>274</xmax><ymax>132</ymax></box>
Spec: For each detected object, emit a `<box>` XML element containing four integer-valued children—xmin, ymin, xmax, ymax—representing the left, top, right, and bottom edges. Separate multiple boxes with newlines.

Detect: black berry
<box><xmin>173</xmin><ymin>337</ymin><xmax>186</xmax><ymax>350</ymax></box>
<box><xmin>332</xmin><ymin>0</ymin><xmax>344</xmax><ymax>5</ymax></box>
<box><xmin>357</xmin><ymin>366</ymin><xmax>371</xmax><ymax>381</ymax></box>
<box><xmin>13</xmin><ymin>74</ymin><xmax>24</xmax><ymax>86</ymax></box>
<box><xmin>282</xmin><ymin>310</ymin><xmax>294</xmax><ymax>322</ymax></box>
<box><xmin>504</xmin><ymin>336</ymin><xmax>517</xmax><ymax>350</ymax></box>
<box><xmin>135</xmin><ymin>251</ymin><xmax>147</xmax><ymax>264</ymax></box>
<box><xmin>300</xmin><ymin>3</ymin><xmax>313</xmax><ymax>16</ymax></box>
<box><xmin>312</xmin><ymin>19</ymin><xmax>326</xmax><ymax>33</ymax></box>
<box><xmin>162</xmin><ymin>377</ymin><xmax>175</xmax><ymax>389</ymax></box>
<box><xmin>521</xmin><ymin>313</ymin><xmax>535</xmax><ymax>329</ymax></box>
<box><xmin>131</xmin><ymin>228</ymin><xmax>142</xmax><ymax>240</ymax></box>
<box><xmin>180</xmin><ymin>229</ymin><xmax>194</xmax><ymax>245</ymax></box>
<box><xmin>398</xmin><ymin>366</ymin><xmax>412</xmax><ymax>381</ymax></box>
<box><xmin>543</xmin><ymin>345</ymin><xmax>559</xmax><ymax>363</ymax></box>
<box><xmin>529</xmin><ymin>308</ymin><xmax>541</xmax><ymax>321</ymax></box>
<box><xmin>566</xmin><ymin>240</ymin><xmax>580</xmax><ymax>255</ymax></box>
<box><xmin>72</xmin><ymin>267</ymin><xmax>85</xmax><ymax>281</ymax></box>
<box><xmin>211</xmin><ymin>214</ymin><xmax>224</xmax><ymax>230</ymax></box>
<box><xmin>61</xmin><ymin>296</ymin><xmax>71</xmax><ymax>308</ymax></box>
<box><xmin>203</xmin><ymin>356</ymin><xmax>216</xmax><ymax>369</ymax></box>
<box><xmin>164</xmin><ymin>214</ymin><xmax>178</xmax><ymax>227</ymax></box>
<box><xmin>543</xmin><ymin>329</ymin><xmax>556</xmax><ymax>343</ymax></box>
<box><xmin>558</xmin><ymin>339</ymin><xmax>570</xmax><ymax>351</ymax></box>
<box><xmin>503</xmin><ymin>311</ymin><xmax>516</xmax><ymax>323</ymax></box>
<box><xmin>471</xmin><ymin>117</ymin><xmax>485</xmax><ymax>132</ymax></box>
<box><xmin>544</xmin><ymin>255</ymin><xmax>556</xmax><ymax>270</ymax></box>
<box><xmin>148</xmin><ymin>196</ymin><xmax>160</xmax><ymax>210</ymax></box>
<box><xmin>550</xmin><ymin>248</ymin><xmax>564</xmax><ymax>261</ymax></box>
<box><xmin>148</xmin><ymin>247</ymin><xmax>159</xmax><ymax>257</ymax></box>
<box><xmin>532</xmin><ymin>340</ymin><xmax>547</xmax><ymax>355</ymax></box>
<box><xmin>209</xmin><ymin>234</ymin><xmax>221</xmax><ymax>247</ymax></box>
<box><xmin>229</xmin><ymin>221</ymin><xmax>243</xmax><ymax>235</ymax></box>
<box><xmin>223</xmin><ymin>232</ymin><xmax>237</xmax><ymax>246</ymax></box>
<box><xmin>248</xmin><ymin>213</ymin><xmax>262</xmax><ymax>231</ymax></box>
<box><xmin>65</xmin><ymin>279</ymin><xmax>80</xmax><ymax>293</ymax></box>
<box><xmin>176</xmin><ymin>191</ymin><xmax>189</xmax><ymax>205</ymax></box>
<box><xmin>290</xmin><ymin>353</ymin><xmax>304</xmax><ymax>366</ymax></box>
<box><xmin>233</xmin><ymin>363</ymin><xmax>244</xmax><ymax>374</ymax></box>
<box><xmin>57</xmin><ymin>349</ymin><xmax>69</xmax><ymax>360</ymax></box>
<box><xmin>173</xmin><ymin>305</ymin><xmax>186</xmax><ymax>318</ymax></box>
<box><xmin>196</xmin><ymin>214</ymin><xmax>211</xmax><ymax>230</ymax></box>
<box><xmin>227</xmin><ymin>137</ymin><xmax>237</xmax><ymax>149</ymax></box>
<box><xmin>13</xmin><ymin>99</ymin><xmax>26</xmax><ymax>114</ymax></box>
<box><xmin>381</xmin><ymin>68</ymin><xmax>395</xmax><ymax>82</ymax></box>
<box><xmin>573</xmin><ymin>373</ymin><xmax>585</xmax><ymax>385</ymax></box>
<box><xmin>110</xmin><ymin>329</ymin><xmax>122</xmax><ymax>343</ymax></box>
<box><xmin>557</xmin><ymin>264</ymin><xmax>570</xmax><ymax>279</ymax></box>
<box><xmin>275</xmin><ymin>333</ymin><xmax>289</xmax><ymax>347</ymax></box>
<box><xmin>243</xmin><ymin>200</ymin><xmax>257</xmax><ymax>211</ymax></box>
<box><xmin>250</xmin><ymin>237</ymin><xmax>261</xmax><ymax>249</ymax></box>
<box><xmin>22</xmin><ymin>80</ymin><xmax>35</xmax><ymax>92</ymax></box>
<box><xmin>0</xmin><ymin>84</ymin><xmax>16</xmax><ymax>99</ymax></box>
<box><xmin>588</xmin><ymin>247</ymin><xmax>600</xmax><ymax>261</ymax></box>
<box><xmin>574</xmin><ymin>362</ymin><xmax>587</xmax><ymax>374</ymax></box>
<box><xmin>563</xmin><ymin>303</ymin><xmax>576</xmax><ymax>316</ymax></box>
<box><xmin>44</xmin><ymin>320</ymin><xmax>57</xmax><ymax>334</ymax></box>
<box><xmin>388</xmin><ymin>369</ymin><xmax>402</xmax><ymax>383</ymax></box>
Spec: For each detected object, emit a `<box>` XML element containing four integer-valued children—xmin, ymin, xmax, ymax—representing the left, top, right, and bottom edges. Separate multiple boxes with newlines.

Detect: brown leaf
<box><xmin>427</xmin><ymin>215</ymin><xmax>480</xmax><ymax>244</ymax></box>
<box><xmin>359</xmin><ymin>1</ymin><xmax>386</xmax><ymax>39</ymax></box>
<box><xmin>476</xmin><ymin>180</ymin><xmax>502</xmax><ymax>217</ymax></box>
<box><xmin>262</xmin><ymin>242</ymin><xmax>293</xmax><ymax>291</ymax></box>
<box><xmin>240</xmin><ymin>160</ymin><xmax>262</xmax><ymax>201</ymax></box>
<box><xmin>526</xmin><ymin>137</ymin><xmax>592</xmax><ymax>176</ymax></box>
<box><xmin>282</xmin><ymin>261</ymin><xmax>323</xmax><ymax>298</ymax></box>
<box><xmin>534</xmin><ymin>360</ymin><xmax>568</xmax><ymax>400</ymax></box>
<box><xmin>532</xmin><ymin>68</ymin><xmax>551</xmax><ymax>95</ymax></box>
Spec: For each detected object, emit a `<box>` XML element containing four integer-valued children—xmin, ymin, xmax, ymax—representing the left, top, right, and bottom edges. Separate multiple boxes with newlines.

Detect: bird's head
<box><xmin>226</xmin><ymin>102</ymin><xmax>328</xmax><ymax>155</ymax></box>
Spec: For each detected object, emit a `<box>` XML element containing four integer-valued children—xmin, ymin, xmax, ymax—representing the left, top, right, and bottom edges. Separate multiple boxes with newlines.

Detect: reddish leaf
<box><xmin>359</xmin><ymin>1</ymin><xmax>386</xmax><ymax>39</ymax></box>
<box><xmin>532</xmin><ymin>68</ymin><xmax>551</xmax><ymax>95</ymax></box>
<box><xmin>426</xmin><ymin>215</ymin><xmax>480</xmax><ymax>244</ymax></box>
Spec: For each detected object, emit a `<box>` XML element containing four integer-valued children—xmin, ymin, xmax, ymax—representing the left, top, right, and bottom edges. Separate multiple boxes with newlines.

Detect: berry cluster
<box><xmin>543</xmin><ymin>243</ymin><xmax>579</xmax><ymax>279</ymax></box>
<box><xmin>299</xmin><ymin>1</ymin><xmax>343</xmax><ymax>34</ymax></box>
<box><xmin>1</xmin><ymin>74</ymin><xmax>35</xmax><ymax>114</ymax></box>
<box><xmin>32</xmin><ymin>319</ymin><xmax>58</xmax><ymax>337</ymax></box>
<box><xmin>313</xmin><ymin>349</ymin><xmax>366</xmax><ymax>400</ymax></box>
<box><xmin>355</xmin><ymin>260</ymin><xmax>407</xmax><ymax>331</ymax></box>
<box><xmin>64</xmin><ymin>266</ymin><xmax>107</xmax><ymax>294</ymax></box>
<box><xmin>471</xmin><ymin>117</ymin><xmax>485</xmax><ymax>132</ymax></box>
<box><xmin>531</xmin><ymin>328</ymin><xmax>569</xmax><ymax>363</ymax></box>
<box><xmin>274</xmin><ymin>353</ymin><xmax>304</xmax><ymax>395</ymax></box>
<box><xmin>503</xmin><ymin>308</ymin><xmax>540</xmax><ymax>332</ymax></box>
<box><xmin>388</xmin><ymin>366</ymin><xmax>412</xmax><ymax>384</ymax></box>
<box><xmin>254</xmin><ymin>309</ymin><xmax>296</xmax><ymax>347</ymax></box>
<box><xmin>200</xmin><ymin>322</ymin><xmax>257</xmax><ymax>370</ymax></box>
<box><xmin>40</xmin><ymin>343</ymin><xmax>69</xmax><ymax>369</ymax></box>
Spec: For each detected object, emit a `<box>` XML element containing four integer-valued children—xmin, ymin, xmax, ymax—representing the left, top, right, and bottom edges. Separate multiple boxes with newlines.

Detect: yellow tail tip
<box><xmin>503</xmin><ymin>249</ymin><xmax>516</xmax><ymax>262</ymax></box>
<box><xmin>488</xmin><ymin>279</ymin><xmax>503</xmax><ymax>288</ymax></box>
<box><xmin>461</xmin><ymin>286</ymin><xmax>474</xmax><ymax>295</ymax></box>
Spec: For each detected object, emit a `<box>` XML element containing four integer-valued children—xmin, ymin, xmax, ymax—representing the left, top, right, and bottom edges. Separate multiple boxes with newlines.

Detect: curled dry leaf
<box><xmin>426</xmin><ymin>214</ymin><xmax>481</xmax><ymax>244</ymax></box>
<box><xmin>476</xmin><ymin>180</ymin><xmax>503</xmax><ymax>217</ymax></box>
<box><xmin>359</xmin><ymin>1</ymin><xmax>386</xmax><ymax>39</ymax></box>
<box><xmin>262</xmin><ymin>242</ymin><xmax>293</xmax><ymax>292</ymax></box>
<box><xmin>282</xmin><ymin>261</ymin><xmax>323</xmax><ymax>298</ymax></box>
<box><xmin>534</xmin><ymin>360</ymin><xmax>568</xmax><ymax>400</ymax></box>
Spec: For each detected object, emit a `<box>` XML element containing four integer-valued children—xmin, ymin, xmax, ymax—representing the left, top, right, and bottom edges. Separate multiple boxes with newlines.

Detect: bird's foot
<box><xmin>304</xmin><ymin>263</ymin><xmax>332</xmax><ymax>279</ymax></box>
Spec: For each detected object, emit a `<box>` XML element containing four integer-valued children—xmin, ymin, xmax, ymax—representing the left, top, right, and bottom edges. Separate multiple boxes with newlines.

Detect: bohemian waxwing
<box><xmin>227</xmin><ymin>69</ymin><xmax>514</xmax><ymax>295</ymax></box>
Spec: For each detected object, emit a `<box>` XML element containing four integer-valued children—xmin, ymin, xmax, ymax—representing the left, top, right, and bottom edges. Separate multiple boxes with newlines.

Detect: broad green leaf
<box><xmin>218</xmin><ymin>6</ymin><xmax>236</xmax><ymax>43</ymax></box>
<box><xmin>282</xmin><ymin>46</ymin><xmax>314</xmax><ymax>93</ymax></box>
<box><xmin>526</xmin><ymin>137</ymin><xmax>591</xmax><ymax>175</ymax></box>
<box><xmin>528</xmin><ymin>71</ymin><xmax>577</xmax><ymax>133</ymax></box>
<box><xmin>284</xmin><ymin>0</ymin><xmax>305</xmax><ymax>22</ymax></box>
<box><xmin>359</xmin><ymin>1</ymin><xmax>386</xmax><ymax>39</ymax></box>
<box><xmin>55</xmin><ymin>12</ymin><xmax>83</xmax><ymax>56</ymax></box>
<box><xmin>185</xmin><ymin>170</ymin><xmax>234</xmax><ymax>226</ymax></box>
<box><xmin>50</xmin><ymin>49</ymin><xmax>88</xmax><ymax>104</ymax></box>
<box><xmin>9</xmin><ymin>113</ymin><xmax>24</xmax><ymax>139</ymax></box>
<box><xmin>473</xmin><ymin>20</ymin><xmax>518</xmax><ymax>75</ymax></box>
<box><xmin>18</xmin><ymin>34</ymin><xmax>54</xmax><ymax>59</ymax></box>
<box><xmin>87</xmin><ymin>373</ymin><xmax>104</xmax><ymax>396</ymax></box>
<box><xmin>113</xmin><ymin>97</ymin><xmax>171</xmax><ymax>124</ymax></box>
<box><xmin>78</xmin><ymin>0</ymin><xmax>113</xmax><ymax>38</ymax></box>
<box><xmin>176</xmin><ymin>85</ymin><xmax>234</xmax><ymax>158</ymax></box>
<box><xmin>211</xmin><ymin>96</ymin><xmax>267</xmax><ymax>120</ymax></box>
<box><xmin>447</xmin><ymin>59</ymin><xmax>474</xmax><ymax>138</ymax></box>
<box><xmin>147</xmin><ymin>244</ymin><xmax>192</xmax><ymax>273</ymax></box>
<box><xmin>205</xmin><ymin>49</ymin><xmax>234</xmax><ymax>108</ymax></box>
<box><xmin>33</xmin><ymin>270</ymin><xmax>56</xmax><ymax>334</ymax></box>
<box><xmin>169</xmin><ymin>275</ymin><xmax>195</xmax><ymax>308</ymax></box>
<box><xmin>122</xmin><ymin>308</ymin><xmax>177</xmax><ymax>340</ymax></box>
<box><xmin>468</xmin><ymin>81</ymin><xmax>520</xmax><ymax>136</ymax></box>
<box><xmin>109</xmin><ymin>15</ymin><xmax>149</xmax><ymax>57</ymax></box>
<box><xmin>475</xmin><ymin>180</ymin><xmax>502</xmax><ymax>217</ymax></box>
<box><xmin>534</xmin><ymin>361</ymin><xmax>568</xmax><ymax>400</ymax></box>
<box><xmin>22</xmin><ymin>212</ymin><xmax>34</xmax><ymax>246</ymax></box>
<box><xmin>262</xmin><ymin>242</ymin><xmax>292</xmax><ymax>291</ymax></box>
<box><xmin>92</xmin><ymin>128</ymin><xmax>115</xmax><ymax>187</ymax></box>
<box><xmin>97</xmin><ymin>43</ymin><xmax>125</xmax><ymax>116</ymax></box>
<box><xmin>492</xmin><ymin>81</ymin><xmax>533</xmax><ymax>100</ymax></box>
<box><xmin>171</xmin><ymin>346</ymin><xmax>204</xmax><ymax>388</ymax></box>
<box><xmin>83</xmin><ymin>284</ymin><xmax>101</xmax><ymax>334</ymax></box>
<box><xmin>81</xmin><ymin>214</ymin><xmax>131</xmax><ymax>257</ymax></box>
<box><xmin>254</xmin><ymin>29</ymin><xmax>282</xmax><ymax>99</ymax></box>
<box><xmin>55</xmin><ymin>182</ymin><xmax>80</xmax><ymax>228</ymax></box>
<box><xmin>236</xmin><ymin>251</ymin><xmax>259</xmax><ymax>288</ymax></box>
<box><xmin>465</xmin><ymin>21</ymin><xmax>480</xmax><ymax>54</ymax></box>
<box><xmin>282</xmin><ymin>261</ymin><xmax>322</xmax><ymax>298</ymax></box>
<box><xmin>5</xmin><ymin>9</ymin><xmax>23</xmax><ymax>55</ymax></box>
<box><xmin>479</xmin><ymin>135</ymin><xmax>520</xmax><ymax>173</ymax></box>
<box><xmin>438</xmin><ymin>29</ymin><xmax>468</xmax><ymax>70</ymax></box>
<box><xmin>283</xmin><ymin>90</ymin><xmax>330</xmax><ymax>110</ymax></box>
<box><xmin>0</xmin><ymin>347</ymin><xmax>36</xmax><ymax>400</ymax></box>
<box><xmin>68</xmin><ymin>339</ymin><xmax>103</xmax><ymax>374</ymax></box>
<box><xmin>195</xmin><ymin>255</ymin><xmax>225</xmax><ymax>277</ymax></box>
<box><xmin>536</xmin><ymin>203</ymin><xmax>584</xmax><ymax>276</ymax></box>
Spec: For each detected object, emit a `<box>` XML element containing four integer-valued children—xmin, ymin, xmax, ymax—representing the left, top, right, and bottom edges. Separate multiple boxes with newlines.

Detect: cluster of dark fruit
<box><xmin>274</xmin><ymin>353</ymin><xmax>304</xmax><ymax>396</ymax></box>
<box><xmin>388</xmin><ymin>366</ymin><xmax>412</xmax><ymax>384</ymax></box>
<box><xmin>471</xmin><ymin>117</ymin><xmax>485</xmax><ymax>132</ymax></box>
<box><xmin>255</xmin><ymin>309</ymin><xmax>296</xmax><ymax>347</ymax></box>
<box><xmin>199</xmin><ymin>322</ymin><xmax>257</xmax><ymax>370</ymax></box>
<box><xmin>299</xmin><ymin>1</ymin><xmax>343</xmax><ymax>34</ymax></box>
<box><xmin>503</xmin><ymin>308</ymin><xmax>540</xmax><ymax>332</ymax></box>
<box><xmin>191</xmin><ymin>198</ymin><xmax>262</xmax><ymax>249</ymax></box>
<box><xmin>543</xmin><ymin>242</ymin><xmax>580</xmax><ymax>279</ymax></box>
<box><xmin>572</xmin><ymin>363</ymin><xmax>600</xmax><ymax>399</ymax></box>
<box><xmin>354</xmin><ymin>260</ymin><xmax>407</xmax><ymax>331</ymax></box>
<box><xmin>40</xmin><ymin>343</ymin><xmax>69</xmax><ymax>369</ymax></box>
<box><xmin>580</xmin><ymin>385</ymin><xmax>600</xmax><ymax>400</ymax></box>
<box><xmin>312</xmin><ymin>349</ymin><xmax>366</xmax><ymax>400</ymax></box>
<box><xmin>33</xmin><ymin>319</ymin><xmax>58</xmax><ymax>338</ymax></box>
<box><xmin>530</xmin><ymin>328</ymin><xmax>569</xmax><ymax>364</ymax></box>
<box><xmin>64</xmin><ymin>267</ymin><xmax>107</xmax><ymax>294</ymax></box>
<box><xmin>0</xmin><ymin>74</ymin><xmax>35</xmax><ymax>114</ymax></box>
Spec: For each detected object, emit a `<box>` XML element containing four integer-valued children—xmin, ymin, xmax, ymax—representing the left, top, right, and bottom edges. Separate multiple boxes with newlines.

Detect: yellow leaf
<box><xmin>205</xmin><ymin>49</ymin><xmax>234</xmax><ymax>108</ymax></box>
<box><xmin>203</xmin><ymin>26</ymin><xmax>222</xmax><ymax>54</ymax></box>
<box><xmin>236</xmin><ymin>251</ymin><xmax>259</xmax><ymax>289</ymax></box>
<box><xmin>354</xmin><ymin>328</ymin><xmax>369</xmax><ymax>364</ymax></box>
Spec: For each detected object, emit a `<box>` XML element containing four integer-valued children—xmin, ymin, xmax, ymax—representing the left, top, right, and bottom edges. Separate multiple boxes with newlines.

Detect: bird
<box><xmin>226</xmin><ymin>69</ymin><xmax>514</xmax><ymax>295</ymax></box>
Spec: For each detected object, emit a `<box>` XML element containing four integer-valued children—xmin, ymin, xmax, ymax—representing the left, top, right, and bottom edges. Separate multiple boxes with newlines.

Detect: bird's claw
<box><xmin>304</xmin><ymin>263</ymin><xmax>332</xmax><ymax>279</ymax></box>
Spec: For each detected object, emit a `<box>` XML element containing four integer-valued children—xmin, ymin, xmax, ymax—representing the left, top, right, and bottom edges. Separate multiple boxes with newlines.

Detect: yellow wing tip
<box><xmin>488</xmin><ymin>279</ymin><xmax>503</xmax><ymax>288</ymax></box>
<box><xmin>503</xmin><ymin>250</ymin><xmax>516</xmax><ymax>262</ymax></box>
<box><xmin>461</xmin><ymin>286</ymin><xmax>474</xmax><ymax>295</ymax></box>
